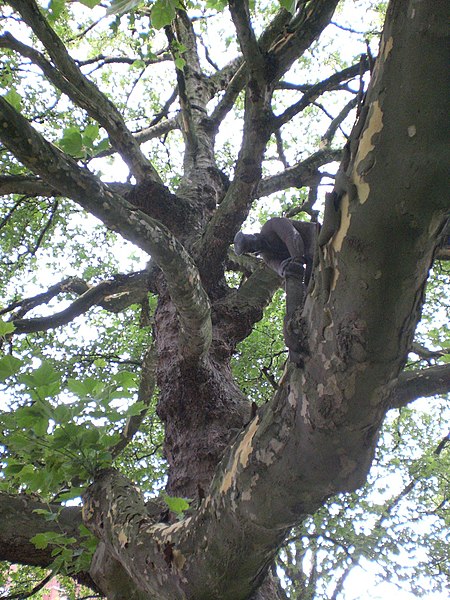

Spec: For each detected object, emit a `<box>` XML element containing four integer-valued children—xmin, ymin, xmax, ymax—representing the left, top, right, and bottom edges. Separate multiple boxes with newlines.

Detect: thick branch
<box><xmin>214</xmin><ymin>264</ymin><xmax>281</xmax><ymax>347</ymax></box>
<box><xmin>228</xmin><ymin>0</ymin><xmax>265</xmax><ymax>79</ymax></box>
<box><xmin>0</xmin><ymin>96</ymin><xmax>212</xmax><ymax>361</ymax></box>
<box><xmin>6</xmin><ymin>0</ymin><xmax>161</xmax><ymax>183</ymax></box>
<box><xmin>0</xmin><ymin>175</ymin><xmax>132</xmax><ymax>198</ymax></box>
<box><xmin>389</xmin><ymin>364</ymin><xmax>450</xmax><ymax>410</ymax></box>
<box><xmin>0</xmin><ymin>277</ymin><xmax>89</xmax><ymax>319</ymax></box>
<box><xmin>134</xmin><ymin>116</ymin><xmax>180</xmax><ymax>144</ymax></box>
<box><xmin>267</xmin><ymin>0</ymin><xmax>339</xmax><ymax>81</ymax></box>
<box><xmin>0</xmin><ymin>492</ymin><xmax>95</xmax><ymax>590</ymax></box>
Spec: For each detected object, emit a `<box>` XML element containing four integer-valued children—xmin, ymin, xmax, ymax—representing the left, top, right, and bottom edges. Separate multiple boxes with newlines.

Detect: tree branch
<box><xmin>2</xmin><ymin>571</ymin><xmax>54</xmax><ymax>600</ymax></box>
<box><xmin>76</xmin><ymin>51</ymin><xmax>171</xmax><ymax>69</ymax></box>
<box><xmin>266</xmin><ymin>0</ymin><xmax>339</xmax><ymax>81</ymax></box>
<box><xmin>228</xmin><ymin>0</ymin><xmax>265</xmax><ymax>79</ymax></box>
<box><xmin>10</xmin><ymin>281</ymin><xmax>133</xmax><ymax>334</ymax></box>
<box><xmin>0</xmin><ymin>277</ymin><xmax>89</xmax><ymax>319</ymax></box>
<box><xmin>321</xmin><ymin>97</ymin><xmax>359</xmax><ymax>147</ymax></box>
<box><xmin>256</xmin><ymin>148</ymin><xmax>343</xmax><ymax>198</ymax></box>
<box><xmin>0</xmin><ymin>492</ymin><xmax>94</xmax><ymax>590</ymax></box>
<box><xmin>3</xmin><ymin>272</ymin><xmax>152</xmax><ymax>334</ymax></box>
<box><xmin>0</xmin><ymin>96</ymin><xmax>212</xmax><ymax>362</ymax></box>
<box><xmin>389</xmin><ymin>364</ymin><xmax>450</xmax><ymax>410</ymax></box>
<box><xmin>6</xmin><ymin>0</ymin><xmax>161</xmax><ymax>184</ymax></box>
<box><xmin>0</xmin><ymin>175</ymin><xmax>132</xmax><ymax>198</ymax></box>
<box><xmin>214</xmin><ymin>264</ymin><xmax>281</xmax><ymax>347</ymax></box>
<box><xmin>208</xmin><ymin>6</ymin><xmax>292</xmax><ymax>131</ymax></box>
<box><xmin>273</xmin><ymin>62</ymin><xmax>368</xmax><ymax>130</ymax></box>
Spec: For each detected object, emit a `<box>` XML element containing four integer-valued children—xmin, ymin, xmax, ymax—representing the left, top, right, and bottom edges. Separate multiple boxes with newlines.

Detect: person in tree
<box><xmin>234</xmin><ymin>217</ymin><xmax>318</xmax><ymax>364</ymax></box>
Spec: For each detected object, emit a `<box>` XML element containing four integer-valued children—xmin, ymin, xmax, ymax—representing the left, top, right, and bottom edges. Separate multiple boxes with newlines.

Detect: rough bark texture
<box><xmin>0</xmin><ymin>0</ymin><xmax>448</xmax><ymax>599</ymax></box>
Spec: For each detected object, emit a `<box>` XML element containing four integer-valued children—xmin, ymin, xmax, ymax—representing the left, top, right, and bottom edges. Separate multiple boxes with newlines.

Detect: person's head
<box><xmin>233</xmin><ymin>231</ymin><xmax>260</xmax><ymax>255</ymax></box>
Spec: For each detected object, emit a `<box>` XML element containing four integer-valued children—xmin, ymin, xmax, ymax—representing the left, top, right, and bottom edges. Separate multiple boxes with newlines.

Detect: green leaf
<box><xmin>31</xmin><ymin>531</ymin><xmax>73</xmax><ymax>550</ymax></box>
<box><xmin>18</xmin><ymin>465</ymin><xmax>49</xmax><ymax>492</ymax></box>
<box><xmin>67</xmin><ymin>376</ymin><xmax>102</xmax><ymax>397</ymax></box>
<box><xmin>3</xmin><ymin>462</ymin><xmax>25</xmax><ymax>475</ymax></box>
<box><xmin>174</xmin><ymin>56</ymin><xmax>186</xmax><ymax>70</ymax></box>
<box><xmin>84</xmin><ymin>123</ymin><xmax>100</xmax><ymax>141</ymax></box>
<box><xmin>132</xmin><ymin>59</ymin><xmax>146</xmax><ymax>69</ymax></box>
<box><xmin>19</xmin><ymin>361</ymin><xmax>61</xmax><ymax>399</ymax></box>
<box><xmin>124</xmin><ymin>401</ymin><xmax>146</xmax><ymax>416</ymax></box>
<box><xmin>3</xmin><ymin>88</ymin><xmax>22</xmax><ymax>111</ymax></box>
<box><xmin>106</xmin><ymin>0</ymin><xmax>141</xmax><ymax>16</ymax></box>
<box><xmin>80</xmin><ymin>427</ymin><xmax>100</xmax><ymax>446</ymax></box>
<box><xmin>48</xmin><ymin>0</ymin><xmax>66</xmax><ymax>20</ymax></box>
<box><xmin>279</xmin><ymin>0</ymin><xmax>297</xmax><ymax>14</ymax></box>
<box><xmin>0</xmin><ymin>318</ymin><xmax>15</xmax><ymax>337</ymax></box>
<box><xmin>31</xmin><ymin>532</ymin><xmax>55</xmax><ymax>550</ymax></box>
<box><xmin>59</xmin><ymin>128</ymin><xmax>83</xmax><ymax>157</ymax></box>
<box><xmin>93</xmin><ymin>138</ymin><xmax>110</xmax><ymax>155</ymax></box>
<box><xmin>151</xmin><ymin>0</ymin><xmax>176</xmax><ymax>29</ymax></box>
<box><xmin>163</xmin><ymin>494</ymin><xmax>191</xmax><ymax>515</ymax></box>
<box><xmin>33</xmin><ymin>508</ymin><xmax>60</xmax><ymax>521</ymax></box>
<box><xmin>78</xmin><ymin>0</ymin><xmax>102</xmax><ymax>8</ymax></box>
<box><xmin>0</xmin><ymin>355</ymin><xmax>22</xmax><ymax>380</ymax></box>
<box><xmin>205</xmin><ymin>0</ymin><xmax>227</xmax><ymax>9</ymax></box>
<box><xmin>53</xmin><ymin>404</ymin><xmax>72</xmax><ymax>422</ymax></box>
<box><xmin>15</xmin><ymin>404</ymin><xmax>48</xmax><ymax>432</ymax></box>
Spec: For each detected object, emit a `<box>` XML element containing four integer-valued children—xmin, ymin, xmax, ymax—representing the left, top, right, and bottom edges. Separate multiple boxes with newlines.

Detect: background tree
<box><xmin>0</xmin><ymin>0</ymin><xmax>449</xmax><ymax>599</ymax></box>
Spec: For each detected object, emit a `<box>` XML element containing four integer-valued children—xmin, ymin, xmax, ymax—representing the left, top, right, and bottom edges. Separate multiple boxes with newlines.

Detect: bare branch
<box><xmin>389</xmin><ymin>364</ymin><xmax>450</xmax><ymax>410</ymax></box>
<box><xmin>164</xmin><ymin>22</ymin><xmax>199</xmax><ymax>158</ymax></box>
<box><xmin>208</xmin><ymin>6</ymin><xmax>292</xmax><ymax>128</ymax></box>
<box><xmin>320</xmin><ymin>97</ymin><xmax>358</xmax><ymax>147</ymax></box>
<box><xmin>134</xmin><ymin>116</ymin><xmax>180</xmax><ymax>143</ymax></box>
<box><xmin>0</xmin><ymin>277</ymin><xmax>88</xmax><ymax>319</ymax></box>
<box><xmin>6</xmin><ymin>0</ymin><xmax>161</xmax><ymax>184</ymax></box>
<box><xmin>273</xmin><ymin>62</ymin><xmax>368</xmax><ymax>130</ymax></box>
<box><xmin>76</xmin><ymin>51</ymin><xmax>171</xmax><ymax>69</ymax></box>
<box><xmin>2</xmin><ymin>272</ymin><xmax>152</xmax><ymax>333</ymax></box>
<box><xmin>410</xmin><ymin>342</ymin><xmax>449</xmax><ymax>361</ymax></box>
<box><xmin>10</xmin><ymin>280</ymin><xmax>136</xmax><ymax>334</ymax></box>
<box><xmin>209</xmin><ymin>60</ymin><xmax>246</xmax><ymax>127</ymax></box>
<box><xmin>0</xmin><ymin>175</ymin><xmax>132</xmax><ymax>198</ymax></box>
<box><xmin>275</xmin><ymin>129</ymin><xmax>289</xmax><ymax>168</ymax></box>
<box><xmin>256</xmin><ymin>148</ymin><xmax>343</xmax><ymax>198</ymax></box>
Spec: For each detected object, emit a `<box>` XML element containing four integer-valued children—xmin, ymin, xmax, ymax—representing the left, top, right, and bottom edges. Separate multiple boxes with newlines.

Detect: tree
<box><xmin>0</xmin><ymin>0</ymin><xmax>449</xmax><ymax>598</ymax></box>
